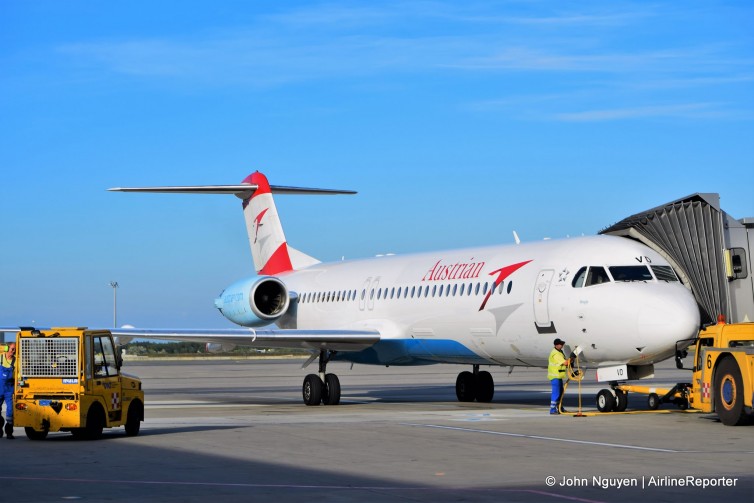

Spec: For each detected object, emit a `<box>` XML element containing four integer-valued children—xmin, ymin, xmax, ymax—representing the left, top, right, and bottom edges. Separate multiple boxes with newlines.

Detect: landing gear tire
<box><xmin>303</xmin><ymin>374</ymin><xmax>323</xmax><ymax>406</ymax></box>
<box><xmin>456</xmin><ymin>371</ymin><xmax>476</xmax><ymax>402</ymax></box>
<box><xmin>714</xmin><ymin>357</ymin><xmax>747</xmax><ymax>426</ymax></box>
<box><xmin>322</xmin><ymin>373</ymin><xmax>341</xmax><ymax>406</ymax></box>
<box><xmin>614</xmin><ymin>390</ymin><xmax>628</xmax><ymax>412</ymax></box>
<box><xmin>476</xmin><ymin>371</ymin><xmax>494</xmax><ymax>403</ymax></box>
<box><xmin>596</xmin><ymin>389</ymin><xmax>616</xmax><ymax>412</ymax></box>
<box><xmin>647</xmin><ymin>393</ymin><xmax>661</xmax><ymax>410</ymax></box>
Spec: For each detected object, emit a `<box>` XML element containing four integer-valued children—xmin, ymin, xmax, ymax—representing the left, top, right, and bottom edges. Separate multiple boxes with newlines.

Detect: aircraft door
<box><xmin>534</xmin><ymin>269</ymin><xmax>555</xmax><ymax>330</ymax></box>
<box><xmin>359</xmin><ymin>277</ymin><xmax>372</xmax><ymax>311</ymax></box>
<box><xmin>367</xmin><ymin>277</ymin><xmax>381</xmax><ymax>311</ymax></box>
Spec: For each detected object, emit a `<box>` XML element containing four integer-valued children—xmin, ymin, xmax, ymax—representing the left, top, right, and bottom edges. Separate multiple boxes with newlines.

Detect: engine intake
<box><xmin>214</xmin><ymin>276</ymin><xmax>291</xmax><ymax>327</ymax></box>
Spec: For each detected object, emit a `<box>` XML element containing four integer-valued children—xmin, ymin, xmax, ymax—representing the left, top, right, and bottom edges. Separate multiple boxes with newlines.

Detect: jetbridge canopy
<box><xmin>601</xmin><ymin>193</ymin><xmax>754</xmax><ymax>325</ymax></box>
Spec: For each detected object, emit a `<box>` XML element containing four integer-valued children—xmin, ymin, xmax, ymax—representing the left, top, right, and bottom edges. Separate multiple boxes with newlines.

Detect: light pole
<box><xmin>109</xmin><ymin>281</ymin><xmax>119</xmax><ymax>328</ymax></box>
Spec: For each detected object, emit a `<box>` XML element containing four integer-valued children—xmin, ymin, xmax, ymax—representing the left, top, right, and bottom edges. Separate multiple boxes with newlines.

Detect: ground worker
<box><xmin>547</xmin><ymin>338</ymin><xmax>569</xmax><ymax>415</ymax></box>
<box><xmin>0</xmin><ymin>342</ymin><xmax>16</xmax><ymax>439</ymax></box>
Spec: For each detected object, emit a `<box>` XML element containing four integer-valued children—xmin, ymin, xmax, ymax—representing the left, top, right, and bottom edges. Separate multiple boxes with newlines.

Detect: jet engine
<box><xmin>214</xmin><ymin>276</ymin><xmax>291</xmax><ymax>327</ymax></box>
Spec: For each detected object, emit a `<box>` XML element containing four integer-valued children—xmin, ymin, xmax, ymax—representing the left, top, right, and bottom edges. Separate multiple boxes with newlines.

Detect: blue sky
<box><xmin>1</xmin><ymin>1</ymin><xmax>752</xmax><ymax>329</ymax></box>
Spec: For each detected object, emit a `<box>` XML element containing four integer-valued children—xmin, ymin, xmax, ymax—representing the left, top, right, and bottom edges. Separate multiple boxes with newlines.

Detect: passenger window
<box><xmin>572</xmin><ymin>267</ymin><xmax>586</xmax><ymax>288</ymax></box>
<box><xmin>585</xmin><ymin>267</ymin><xmax>610</xmax><ymax>286</ymax></box>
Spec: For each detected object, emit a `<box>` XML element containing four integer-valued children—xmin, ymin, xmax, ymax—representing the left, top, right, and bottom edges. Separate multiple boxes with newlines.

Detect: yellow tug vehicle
<box><xmin>12</xmin><ymin>327</ymin><xmax>144</xmax><ymax>440</ymax></box>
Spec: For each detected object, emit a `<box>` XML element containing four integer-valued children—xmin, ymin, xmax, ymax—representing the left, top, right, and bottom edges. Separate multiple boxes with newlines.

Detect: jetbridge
<box><xmin>601</xmin><ymin>193</ymin><xmax>754</xmax><ymax>325</ymax></box>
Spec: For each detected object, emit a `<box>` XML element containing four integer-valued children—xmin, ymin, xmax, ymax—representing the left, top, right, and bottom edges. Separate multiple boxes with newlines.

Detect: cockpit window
<box><xmin>585</xmin><ymin>266</ymin><xmax>610</xmax><ymax>286</ymax></box>
<box><xmin>609</xmin><ymin>265</ymin><xmax>653</xmax><ymax>282</ymax></box>
<box><xmin>572</xmin><ymin>267</ymin><xmax>587</xmax><ymax>288</ymax></box>
<box><xmin>652</xmin><ymin>265</ymin><xmax>679</xmax><ymax>282</ymax></box>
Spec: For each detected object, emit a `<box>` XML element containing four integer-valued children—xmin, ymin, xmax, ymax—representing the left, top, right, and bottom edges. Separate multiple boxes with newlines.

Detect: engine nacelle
<box><xmin>205</xmin><ymin>343</ymin><xmax>237</xmax><ymax>353</ymax></box>
<box><xmin>214</xmin><ymin>276</ymin><xmax>291</xmax><ymax>327</ymax></box>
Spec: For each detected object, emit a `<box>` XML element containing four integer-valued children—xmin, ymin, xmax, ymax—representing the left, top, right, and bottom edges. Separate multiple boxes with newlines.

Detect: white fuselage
<box><xmin>268</xmin><ymin>235</ymin><xmax>700</xmax><ymax>368</ymax></box>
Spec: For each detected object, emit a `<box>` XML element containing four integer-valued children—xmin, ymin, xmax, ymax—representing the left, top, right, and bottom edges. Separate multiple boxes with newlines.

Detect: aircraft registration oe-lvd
<box><xmin>107</xmin><ymin>171</ymin><xmax>700</xmax><ymax>406</ymax></box>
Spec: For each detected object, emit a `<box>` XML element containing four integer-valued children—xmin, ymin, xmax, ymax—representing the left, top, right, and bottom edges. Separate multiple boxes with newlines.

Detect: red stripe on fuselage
<box><xmin>478</xmin><ymin>260</ymin><xmax>533</xmax><ymax>311</ymax></box>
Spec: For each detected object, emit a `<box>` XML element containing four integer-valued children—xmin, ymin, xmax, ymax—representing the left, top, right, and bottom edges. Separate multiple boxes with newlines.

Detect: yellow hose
<box><xmin>559</xmin><ymin>353</ymin><xmax>585</xmax><ymax>414</ymax></box>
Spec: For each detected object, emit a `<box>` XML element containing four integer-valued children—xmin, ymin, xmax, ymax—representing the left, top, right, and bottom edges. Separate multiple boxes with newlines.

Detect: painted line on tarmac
<box><xmin>147</xmin><ymin>401</ymin><xmax>265</xmax><ymax>409</ymax></box>
<box><xmin>0</xmin><ymin>476</ymin><xmax>605</xmax><ymax>502</ymax></box>
<box><xmin>404</xmin><ymin>423</ymin><xmax>684</xmax><ymax>453</ymax></box>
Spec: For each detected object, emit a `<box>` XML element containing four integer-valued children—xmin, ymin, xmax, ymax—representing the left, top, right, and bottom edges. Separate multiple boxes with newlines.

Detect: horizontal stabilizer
<box><xmin>108</xmin><ymin>184</ymin><xmax>356</xmax><ymax>199</ymax></box>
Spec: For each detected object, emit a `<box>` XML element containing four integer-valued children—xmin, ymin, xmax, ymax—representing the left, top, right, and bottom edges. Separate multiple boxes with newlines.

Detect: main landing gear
<box><xmin>455</xmin><ymin>365</ymin><xmax>495</xmax><ymax>402</ymax></box>
<box><xmin>302</xmin><ymin>350</ymin><xmax>341</xmax><ymax>406</ymax></box>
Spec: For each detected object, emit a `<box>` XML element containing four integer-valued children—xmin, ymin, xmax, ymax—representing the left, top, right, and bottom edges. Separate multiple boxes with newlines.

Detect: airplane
<box><xmin>106</xmin><ymin>171</ymin><xmax>701</xmax><ymax>406</ymax></box>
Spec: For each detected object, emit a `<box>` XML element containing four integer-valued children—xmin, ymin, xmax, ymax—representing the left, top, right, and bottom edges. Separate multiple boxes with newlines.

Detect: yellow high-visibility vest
<box><xmin>547</xmin><ymin>348</ymin><xmax>566</xmax><ymax>380</ymax></box>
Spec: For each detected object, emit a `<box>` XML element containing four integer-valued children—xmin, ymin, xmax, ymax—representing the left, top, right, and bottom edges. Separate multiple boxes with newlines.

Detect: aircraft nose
<box><xmin>638</xmin><ymin>289</ymin><xmax>700</xmax><ymax>345</ymax></box>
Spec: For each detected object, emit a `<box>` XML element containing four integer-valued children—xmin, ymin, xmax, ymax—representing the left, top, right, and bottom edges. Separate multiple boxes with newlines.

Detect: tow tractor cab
<box><xmin>14</xmin><ymin>327</ymin><xmax>144</xmax><ymax>440</ymax></box>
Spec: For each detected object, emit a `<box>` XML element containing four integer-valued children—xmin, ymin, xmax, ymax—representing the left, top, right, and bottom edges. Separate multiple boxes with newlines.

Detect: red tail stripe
<box><xmin>259</xmin><ymin>243</ymin><xmax>294</xmax><ymax>275</ymax></box>
<box><xmin>243</xmin><ymin>171</ymin><xmax>272</xmax><ymax>199</ymax></box>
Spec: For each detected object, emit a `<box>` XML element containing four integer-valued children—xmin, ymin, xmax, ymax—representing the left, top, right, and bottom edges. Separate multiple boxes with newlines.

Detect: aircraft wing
<box><xmin>108</xmin><ymin>327</ymin><xmax>381</xmax><ymax>352</ymax></box>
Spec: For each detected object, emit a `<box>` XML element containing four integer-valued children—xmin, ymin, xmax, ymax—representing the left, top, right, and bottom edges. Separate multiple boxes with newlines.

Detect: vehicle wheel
<box><xmin>675</xmin><ymin>398</ymin><xmax>689</xmax><ymax>410</ymax></box>
<box><xmin>125</xmin><ymin>400</ymin><xmax>143</xmax><ymax>436</ymax></box>
<box><xmin>596</xmin><ymin>389</ymin><xmax>616</xmax><ymax>412</ymax></box>
<box><xmin>455</xmin><ymin>371</ymin><xmax>476</xmax><ymax>402</ymax></box>
<box><xmin>614</xmin><ymin>390</ymin><xmax>628</xmax><ymax>412</ymax></box>
<box><xmin>302</xmin><ymin>374</ymin><xmax>323</xmax><ymax>406</ymax></box>
<box><xmin>25</xmin><ymin>427</ymin><xmax>48</xmax><ymax>441</ymax></box>
<box><xmin>647</xmin><ymin>393</ymin><xmax>661</xmax><ymax>410</ymax></box>
<box><xmin>475</xmin><ymin>371</ymin><xmax>494</xmax><ymax>403</ymax></box>
<box><xmin>714</xmin><ymin>357</ymin><xmax>746</xmax><ymax>426</ymax></box>
<box><xmin>84</xmin><ymin>404</ymin><xmax>105</xmax><ymax>440</ymax></box>
<box><xmin>322</xmin><ymin>374</ymin><xmax>341</xmax><ymax>406</ymax></box>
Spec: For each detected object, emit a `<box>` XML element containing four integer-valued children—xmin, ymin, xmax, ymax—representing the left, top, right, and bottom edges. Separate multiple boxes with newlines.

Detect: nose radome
<box><xmin>638</xmin><ymin>290</ymin><xmax>700</xmax><ymax>344</ymax></box>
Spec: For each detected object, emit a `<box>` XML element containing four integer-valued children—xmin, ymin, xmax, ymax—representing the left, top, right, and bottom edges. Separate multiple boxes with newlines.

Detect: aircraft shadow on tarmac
<box><xmin>5</xmin><ymin>428</ymin><xmax>751</xmax><ymax>503</ymax></box>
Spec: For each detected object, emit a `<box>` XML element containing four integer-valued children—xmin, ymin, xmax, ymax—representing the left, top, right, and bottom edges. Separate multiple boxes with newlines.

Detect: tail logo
<box><xmin>253</xmin><ymin>208</ymin><xmax>269</xmax><ymax>243</ymax></box>
<box><xmin>478</xmin><ymin>260</ymin><xmax>532</xmax><ymax>311</ymax></box>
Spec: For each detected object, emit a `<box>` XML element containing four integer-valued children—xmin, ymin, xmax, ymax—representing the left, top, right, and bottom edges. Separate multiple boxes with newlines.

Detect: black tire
<box><xmin>475</xmin><ymin>371</ymin><xmax>494</xmax><ymax>403</ymax></box>
<box><xmin>302</xmin><ymin>374</ymin><xmax>323</xmax><ymax>406</ymax></box>
<box><xmin>647</xmin><ymin>393</ymin><xmax>661</xmax><ymax>410</ymax></box>
<box><xmin>84</xmin><ymin>403</ymin><xmax>105</xmax><ymax>440</ymax></box>
<box><xmin>25</xmin><ymin>427</ymin><xmax>48</xmax><ymax>441</ymax></box>
<box><xmin>455</xmin><ymin>371</ymin><xmax>476</xmax><ymax>402</ymax></box>
<box><xmin>714</xmin><ymin>357</ymin><xmax>747</xmax><ymax>426</ymax></box>
<box><xmin>614</xmin><ymin>390</ymin><xmax>628</xmax><ymax>412</ymax></box>
<box><xmin>125</xmin><ymin>400</ymin><xmax>143</xmax><ymax>436</ymax></box>
<box><xmin>322</xmin><ymin>374</ymin><xmax>341</xmax><ymax>406</ymax></box>
<box><xmin>596</xmin><ymin>389</ymin><xmax>616</xmax><ymax>412</ymax></box>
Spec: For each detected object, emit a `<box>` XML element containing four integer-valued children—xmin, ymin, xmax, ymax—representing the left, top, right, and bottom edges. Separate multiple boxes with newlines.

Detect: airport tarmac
<box><xmin>2</xmin><ymin>358</ymin><xmax>752</xmax><ymax>502</ymax></box>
